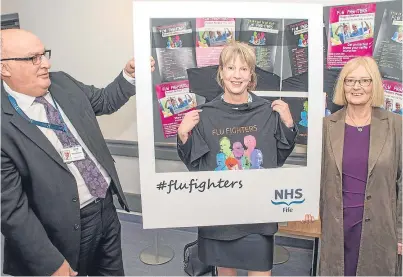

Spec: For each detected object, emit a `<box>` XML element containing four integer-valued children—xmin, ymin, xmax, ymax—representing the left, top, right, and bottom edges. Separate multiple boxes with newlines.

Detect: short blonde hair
<box><xmin>216</xmin><ymin>41</ymin><xmax>257</xmax><ymax>91</ymax></box>
<box><xmin>333</xmin><ymin>56</ymin><xmax>384</xmax><ymax>107</ymax></box>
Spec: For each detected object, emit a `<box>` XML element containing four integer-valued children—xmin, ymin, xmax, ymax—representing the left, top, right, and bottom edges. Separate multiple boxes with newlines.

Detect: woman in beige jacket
<box><xmin>304</xmin><ymin>56</ymin><xmax>401</xmax><ymax>276</ymax></box>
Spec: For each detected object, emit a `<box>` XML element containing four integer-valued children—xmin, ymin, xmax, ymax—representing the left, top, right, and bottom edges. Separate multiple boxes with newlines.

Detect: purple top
<box><xmin>342</xmin><ymin>124</ymin><xmax>370</xmax><ymax>276</ymax></box>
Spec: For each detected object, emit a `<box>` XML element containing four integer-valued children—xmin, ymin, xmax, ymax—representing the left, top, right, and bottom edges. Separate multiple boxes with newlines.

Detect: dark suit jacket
<box><xmin>1</xmin><ymin>71</ymin><xmax>133</xmax><ymax>276</ymax></box>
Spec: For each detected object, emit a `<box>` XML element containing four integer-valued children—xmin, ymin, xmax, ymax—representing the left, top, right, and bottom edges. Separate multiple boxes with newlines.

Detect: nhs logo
<box><xmin>271</xmin><ymin>189</ymin><xmax>305</xmax><ymax>213</ymax></box>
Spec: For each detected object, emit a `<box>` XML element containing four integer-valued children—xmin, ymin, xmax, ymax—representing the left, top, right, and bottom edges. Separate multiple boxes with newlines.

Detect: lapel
<box><xmin>48</xmin><ymin>80</ymin><xmax>108</xmax><ymax>170</ymax></box>
<box><xmin>329</xmin><ymin>108</ymin><xmax>346</xmax><ymax>176</ymax></box>
<box><xmin>49</xmin><ymin>82</ymin><xmax>112</xmax><ymax>176</ymax></box>
<box><xmin>1</xmin><ymin>84</ymin><xmax>69</xmax><ymax>171</ymax></box>
<box><xmin>328</xmin><ymin>107</ymin><xmax>389</xmax><ymax>178</ymax></box>
<box><xmin>367</xmin><ymin>108</ymin><xmax>388</xmax><ymax>177</ymax></box>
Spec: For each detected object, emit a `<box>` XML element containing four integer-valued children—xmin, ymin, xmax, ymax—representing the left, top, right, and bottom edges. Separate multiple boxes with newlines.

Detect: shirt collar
<box><xmin>3</xmin><ymin>81</ymin><xmax>37</xmax><ymax>111</ymax></box>
<box><xmin>221</xmin><ymin>93</ymin><xmax>252</xmax><ymax>103</ymax></box>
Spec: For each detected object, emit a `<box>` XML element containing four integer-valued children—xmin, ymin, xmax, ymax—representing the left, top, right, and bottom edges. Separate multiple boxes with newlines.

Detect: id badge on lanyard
<box><xmin>8</xmin><ymin>93</ymin><xmax>86</xmax><ymax>163</ymax></box>
<box><xmin>61</xmin><ymin>146</ymin><xmax>85</xmax><ymax>163</ymax></box>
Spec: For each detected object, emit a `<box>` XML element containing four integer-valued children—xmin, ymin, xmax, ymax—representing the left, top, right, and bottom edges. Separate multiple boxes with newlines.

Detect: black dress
<box><xmin>198</xmin><ymin>233</ymin><xmax>274</xmax><ymax>271</ymax></box>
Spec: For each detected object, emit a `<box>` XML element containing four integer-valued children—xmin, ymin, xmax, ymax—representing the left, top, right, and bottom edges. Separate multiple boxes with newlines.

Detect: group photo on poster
<box><xmin>195</xmin><ymin>17</ymin><xmax>236</xmax><ymax>67</ymax></box>
<box><xmin>383</xmin><ymin>79</ymin><xmax>402</xmax><ymax>115</ymax></box>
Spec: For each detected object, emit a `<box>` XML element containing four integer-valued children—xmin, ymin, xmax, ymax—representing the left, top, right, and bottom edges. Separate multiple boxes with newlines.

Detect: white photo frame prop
<box><xmin>133</xmin><ymin>1</ymin><xmax>324</xmax><ymax>229</ymax></box>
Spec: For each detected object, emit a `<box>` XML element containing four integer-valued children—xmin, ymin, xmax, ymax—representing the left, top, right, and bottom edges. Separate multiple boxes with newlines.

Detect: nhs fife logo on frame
<box><xmin>271</xmin><ymin>189</ymin><xmax>305</xmax><ymax>212</ymax></box>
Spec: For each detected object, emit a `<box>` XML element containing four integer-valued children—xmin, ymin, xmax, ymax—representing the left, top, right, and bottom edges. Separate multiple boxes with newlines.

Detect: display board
<box><xmin>149</xmin><ymin>18</ymin><xmax>284</xmax><ymax>144</ymax></box>
<box><xmin>134</xmin><ymin>0</ymin><xmax>324</xmax><ymax>229</ymax></box>
<box><xmin>149</xmin><ymin>0</ymin><xmax>402</xmax><ymax>149</ymax></box>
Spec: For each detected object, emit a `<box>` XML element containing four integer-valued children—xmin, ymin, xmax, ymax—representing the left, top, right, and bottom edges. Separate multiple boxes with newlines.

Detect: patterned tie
<box><xmin>35</xmin><ymin>96</ymin><xmax>108</xmax><ymax>198</ymax></box>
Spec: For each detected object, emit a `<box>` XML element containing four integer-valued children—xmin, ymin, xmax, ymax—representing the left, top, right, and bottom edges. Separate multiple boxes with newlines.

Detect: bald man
<box><xmin>1</xmin><ymin>29</ymin><xmax>155</xmax><ymax>276</ymax></box>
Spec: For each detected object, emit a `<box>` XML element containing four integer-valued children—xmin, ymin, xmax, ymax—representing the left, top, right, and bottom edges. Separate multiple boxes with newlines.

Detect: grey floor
<box><xmin>120</xmin><ymin>219</ymin><xmax>313</xmax><ymax>276</ymax></box>
<box><xmin>1</xmin><ymin>217</ymin><xmax>314</xmax><ymax>276</ymax></box>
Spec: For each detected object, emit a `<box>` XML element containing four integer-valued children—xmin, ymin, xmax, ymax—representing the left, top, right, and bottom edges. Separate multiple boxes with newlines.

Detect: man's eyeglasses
<box><xmin>344</xmin><ymin>78</ymin><xmax>372</xmax><ymax>87</ymax></box>
<box><xmin>1</xmin><ymin>50</ymin><xmax>51</xmax><ymax>65</ymax></box>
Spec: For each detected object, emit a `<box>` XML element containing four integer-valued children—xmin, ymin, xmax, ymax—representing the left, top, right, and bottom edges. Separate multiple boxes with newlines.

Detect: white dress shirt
<box><xmin>3</xmin><ymin>70</ymin><xmax>135</xmax><ymax>208</ymax></box>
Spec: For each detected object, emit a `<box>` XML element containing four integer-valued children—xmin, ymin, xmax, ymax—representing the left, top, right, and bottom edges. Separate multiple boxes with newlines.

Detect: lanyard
<box><xmin>8</xmin><ymin>93</ymin><xmax>68</xmax><ymax>133</ymax></box>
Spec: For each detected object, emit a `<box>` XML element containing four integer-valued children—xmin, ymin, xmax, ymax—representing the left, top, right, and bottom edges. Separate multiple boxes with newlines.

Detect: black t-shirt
<box><xmin>179</xmin><ymin>93</ymin><xmax>297</xmax><ymax>171</ymax></box>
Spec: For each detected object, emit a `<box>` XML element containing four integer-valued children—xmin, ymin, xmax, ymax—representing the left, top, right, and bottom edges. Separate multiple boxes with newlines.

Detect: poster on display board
<box><xmin>327</xmin><ymin>3</ymin><xmax>376</xmax><ymax>69</ymax></box>
<box><xmin>285</xmin><ymin>20</ymin><xmax>309</xmax><ymax>76</ymax></box>
<box><xmin>195</xmin><ymin>18</ymin><xmax>236</xmax><ymax>67</ymax></box>
<box><xmin>155</xmin><ymin>80</ymin><xmax>198</xmax><ymax>138</ymax></box>
<box><xmin>238</xmin><ymin>18</ymin><xmax>281</xmax><ymax>73</ymax></box>
<box><xmin>373</xmin><ymin>8</ymin><xmax>402</xmax><ymax>82</ymax></box>
<box><xmin>383</xmin><ymin>79</ymin><xmax>402</xmax><ymax>115</ymax></box>
<box><xmin>133</xmin><ymin>0</ymin><xmax>324</xmax><ymax>229</ymax></box>
<box><xmin>152</xmin><ymin>21</ymin><xmax>197</xmax><ymax>82</ymax></box>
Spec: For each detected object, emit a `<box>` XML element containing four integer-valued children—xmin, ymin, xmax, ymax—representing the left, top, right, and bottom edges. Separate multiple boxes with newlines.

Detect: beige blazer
<box><xmin>319</xmin><ymin>107</ymin><xmax>402</xmax><ymax>276</ymax></box>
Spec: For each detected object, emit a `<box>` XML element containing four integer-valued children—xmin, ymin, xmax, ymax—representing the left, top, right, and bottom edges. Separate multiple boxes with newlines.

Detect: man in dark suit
<box><xmin>1</xmin><ymin>29</ymin><xmax>155</xmax><ymax>276</ymax></box>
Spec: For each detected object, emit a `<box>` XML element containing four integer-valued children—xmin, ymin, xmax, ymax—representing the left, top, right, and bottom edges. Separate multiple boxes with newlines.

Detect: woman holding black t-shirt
<box><xmin>176</xmin><ymin>41</ymin><xmax>298</xmax><ymax>276</ymax></box>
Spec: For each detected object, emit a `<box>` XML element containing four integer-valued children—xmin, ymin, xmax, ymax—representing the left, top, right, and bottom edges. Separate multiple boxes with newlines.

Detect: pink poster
<box><xmin>195</xmin><ymin>18</ymin><xmax>235</xmax><ymax>67</ymax></box>
<box><xmin>156</xmin><ymin>80</ymin><xmax>198</xmax><ymax>138</ymax></box>
<box><xmin>327</xmin><ymin>3</ymin><xmax>376</xmax><ymax>69</ymax></box>
<box><xmin>383</xmin><ymin>79</ymin><xmax>402</xmax><ymax>115</ymax></box>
